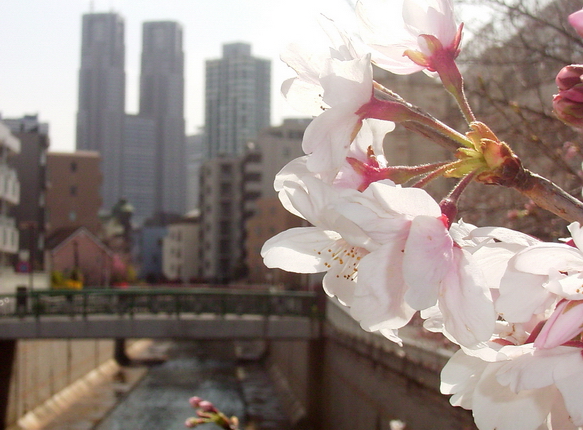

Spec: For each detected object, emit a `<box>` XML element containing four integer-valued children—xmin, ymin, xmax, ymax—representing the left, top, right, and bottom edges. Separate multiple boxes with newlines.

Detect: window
<box><xmin>69</xmin><ymin>211</ymin><xmax>77</xmax><ymax>222</ymax></box>
<box><xmin>70</xmin><ymin>185</ymin><xmax>77</xmax><ymax>196</ymax></box>
<box><xmin>71</xmin><ymin>162</ymin><xmax>77</xmax><ymax>172</ymax></box>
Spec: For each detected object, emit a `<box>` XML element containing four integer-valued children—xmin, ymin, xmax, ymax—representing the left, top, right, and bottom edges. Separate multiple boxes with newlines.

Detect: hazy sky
<box><xmin>0</xmin><ymin>0</ymin><xmax>356</xmax><ymax>152</ymax></box>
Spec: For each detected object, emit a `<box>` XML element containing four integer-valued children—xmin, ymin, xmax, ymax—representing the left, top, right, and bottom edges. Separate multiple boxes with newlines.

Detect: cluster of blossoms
<box><xmin>260</xmin><ymin>1</ymin><xmax>583</xmax><ymax>429</ymax></box>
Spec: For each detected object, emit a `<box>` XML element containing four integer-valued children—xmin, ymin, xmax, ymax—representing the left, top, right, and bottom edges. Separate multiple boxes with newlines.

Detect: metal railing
<box><xmin>0</xmin><ymin>288</ymin><xmax>320</xmax><ymax>319</ymax></box>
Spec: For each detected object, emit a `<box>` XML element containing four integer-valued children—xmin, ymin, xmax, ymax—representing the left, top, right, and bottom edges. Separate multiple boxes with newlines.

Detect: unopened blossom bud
<box><xmin>189</xmin><ymin>396</ymin><xmax>203</xmax><ymax>408</ymax></box>
<box><xmin>439</xmin><ymin>199</ymin><xmax>457</xmax><ymax>226</ymax></box>
<box><xmin>569</xmin><ymin>8</ymin><xmax>583</xmax><ymax>38</ymax></box>
<box><xmin>554</xmin><ymin>65</ymin><xmax>583</xmax><ymax>129</ymax></box>
<box><xmin>534</xmin><ymin>299</ymin><xmax>583</xmax><ymax>349</ymax></box>
<box><xmin>198</xmin><ymin>400</ymin><xmax>218</xmax><ymax>413</ymax></box>
<box><xmin>556</xmin><ymin>65</ymin><xmax>583</xmax><ymax>90</ymax></box>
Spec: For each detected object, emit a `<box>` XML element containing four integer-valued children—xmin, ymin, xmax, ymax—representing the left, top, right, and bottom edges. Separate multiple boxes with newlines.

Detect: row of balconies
<box><xmin>0</xmin><ymin>216</ymin><xmax>18</xmax><ymax>254</ymax></box>
<box><xmin>0</xmin><ymin>165</ymin><xmax>20</xmax><ymax>205</ymax></box>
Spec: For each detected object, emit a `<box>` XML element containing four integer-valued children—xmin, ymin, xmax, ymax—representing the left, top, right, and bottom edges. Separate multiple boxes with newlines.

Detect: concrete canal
<box><xmin>37</xmin><ymin>340</ymin><xmax>290</xmax><ymax>430</ymax></box>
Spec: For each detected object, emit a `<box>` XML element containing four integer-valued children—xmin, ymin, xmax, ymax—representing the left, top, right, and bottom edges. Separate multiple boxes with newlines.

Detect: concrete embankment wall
<box><xmin>267</xmin><ymin>300</ymin><xmax>477</xmax><ymax>430</ymax></box>
<box><xmin>5</xmin><ymin>339</ymin><xmax>115</xmax><ymax>430</ymax></box>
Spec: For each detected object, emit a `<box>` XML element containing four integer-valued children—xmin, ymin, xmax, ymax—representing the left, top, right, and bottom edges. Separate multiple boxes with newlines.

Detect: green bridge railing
<box><xmin>0</xmin><ymin>288</ymin><xmax>321</xmax><ymax>319</ymax></box>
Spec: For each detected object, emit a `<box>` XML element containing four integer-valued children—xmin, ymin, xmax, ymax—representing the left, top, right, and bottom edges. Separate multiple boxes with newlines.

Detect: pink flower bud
<box><xmin>534</xmin><ymin>299</ymin><xmax>583</xmax><ymax>349</ymax></box>
<box><xmin>554</xmin><ymin>66</ymin><xmax>583</xmax><ymax>129</ymax></box>
<box><xmin>198</xmin><ymin>400</ymin><xmax>218</xmax><ymax>413</ymax></box>
<box><xmin>189</xmin><ymin>396</ymin><xmax>203</xmax><ymax>408</ymax></box>
<box><xmin>556</xmin><ymin>65</ymin><xmax>583</xmax><ymax>90</ymax></box>
<box><xmin>569</xmin><ymin>8</ymin><xmax>583</xmax><ymax>38</ymax></box>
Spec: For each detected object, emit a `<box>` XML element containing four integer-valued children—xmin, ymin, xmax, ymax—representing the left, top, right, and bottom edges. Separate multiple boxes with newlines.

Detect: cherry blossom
<box><xmin>355</xmin><ymin>0</ymin><xmax>461</xmax><ymax>75</ymax></box>
<box><xmin>261</xmin><ymin>175</ymin><xmax>379</xmax><ymax>305</ymax></box>
<box><xmin>335</xmin><ymin>182</ymin><xmax>495</xmax><ymax>347</ymax></box>
<box><xmin>441</xmin><ymin>324</ymin><xmax>583</xmax><ymax>430</ymax></box>
<box><xmin>496</xmin><ymin>222</ymin><xmax>583</xmax><ymax>324</ymax></box>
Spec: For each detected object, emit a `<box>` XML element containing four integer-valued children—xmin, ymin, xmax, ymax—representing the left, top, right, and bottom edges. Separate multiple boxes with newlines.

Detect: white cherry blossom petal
<box><xmin>403</xmin><ymin>215</ymin><xmax>453</xmax><ymax>309</ymax></box>
<box><xmin>513</xmin><ymin>243</ymin><xmax>583</xmax><ymax>276</ymax></box>
<box><xmin>261</xmin><ymin>227</ymin><xmax>342</xmax><ymax>273</ymax></box>
<box><xmin>567</xmin><ymin>222</ymin><xmax>583</xmax><ymax>251</ymax></box>
<box><xmin>472</xmin><ymin>361</ymin><xmax>554</xmax><ymax>430</ymax></box>
<box><xmin>497</xmin><ymin>267</ymin><xmax>555</xmax><ymax>323</ymax></box>
<box><xmin>350</xmin><ymin>241</ymin><xmax>416</xmax><ymax>333</ymax></box>
<box><xmin>496</xmin><ymin>346</ymin><xmax>583</xmax><ymax>393</ymax></box>
<box><xmin>440</xmin><ymin>349</ymin><xmax>485</xmax><ymax>409</ymax></box>
<box><xmin>365</xmin><ymin>181</ymin><xmax>442</xmax><ymax>218</ymax></box>
<box><xmin>438</xmin><ymin>248</ymin><xmax>496</xmax><ymax>346</ymax></box>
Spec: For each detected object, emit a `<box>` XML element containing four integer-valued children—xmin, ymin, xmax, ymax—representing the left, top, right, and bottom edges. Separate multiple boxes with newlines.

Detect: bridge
<box><xmin>0</xmin><ymin>288</ymin><xmax>321</xmax><ymax>340</ymax></box>
<box><xmin>0</xmin><ymin>288</ymin><xmax>476</xmax><ymax>430</ymax></box>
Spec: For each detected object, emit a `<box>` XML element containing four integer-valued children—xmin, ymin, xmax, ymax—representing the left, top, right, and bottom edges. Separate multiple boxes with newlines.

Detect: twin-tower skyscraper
<box><xmin>76</xmin><ymin>13</ymin><xmax>186</xmax><ymax>221</ymax></box>
<box><xmin>76</xmin><ymin>13</ymin><xmax>271</xmax><ymax>225</ymax></box>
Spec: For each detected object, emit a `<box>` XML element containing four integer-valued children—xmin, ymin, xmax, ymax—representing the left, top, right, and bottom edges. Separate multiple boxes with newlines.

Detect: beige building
<box><xmin>199</xmin><ymin>156</ymin><xmax>243</xmax><ymax>283</ymax></box>
<box><xmin>243</xmin><ymin>119</ymin><xmax>310</xmax><ymax>287</ymax></box>
<box><xmin>46</xmin><ymin>151</ymin><xmax>102</xmax><ymax>236</ymax></box>
<box><xmin>162</xmin><ymin>212</ymin><xmax>201</xmax><ymax>283</ymax></box>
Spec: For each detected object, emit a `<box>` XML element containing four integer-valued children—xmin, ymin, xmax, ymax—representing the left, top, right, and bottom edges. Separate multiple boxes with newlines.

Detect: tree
<box><xmin>456</xmin><ymin>0</ymin><xmax>583</xmax><ymax>239</ymax></box>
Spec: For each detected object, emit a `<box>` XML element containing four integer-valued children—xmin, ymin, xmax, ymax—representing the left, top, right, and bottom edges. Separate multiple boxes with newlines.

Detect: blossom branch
<box><xmin>510</xmin><ymin>169</ymin><xmax>583</xmax><ymax>224</ymax></box>
<box><xmin>374</xmin><ymin>81</ymin><xmax>583</xmax><ymax>224</ymax></box>
<box><xmin>372</xmin><ymin>82</ymin><xmax>470</xmax><ymax>150</ymax></box>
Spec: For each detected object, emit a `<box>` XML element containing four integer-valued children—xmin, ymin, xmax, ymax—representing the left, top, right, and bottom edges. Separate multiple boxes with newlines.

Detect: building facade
<box><xmin>186</xmin><ymin>133</ymin><xmax>204</xmax><ymax>212</ymax></box>
<box><xmin>46</xmin><ymin>151</ymin><xmax>102</xmax><ymax>236</ymax></box>
<box><xmin>46</xmin><ymin>226</ymin><xmax>114</xmax><ymax>288</ymax></box>
<box><xmin>204</xmin><ymin>42</ymin><xmax>271</xmax><ymax>159</ymax></box>
<box><xmin>76</xmin><ymin>12</ymin><xmax>125</xmax><ymax>210</ymax></box>
<box><xmin>3</xmin><ymin>115</ymin><xmax>49</xmax><ymax>270</ymax></box>
<box><xmin>139</xmin><ymin>21</ymin><xmax>186</xmax><ymax>216</ymax></box>
<box><xmin>242</xmin><ymin>119</ymin><xmax>310</xmax><ymax>287</ymax></box>
<box><xmin>199</xmin><ymin>156</ymin><xmax>243</xmax><ymax>283</ymax></box>
<box><xmin>162</xmin><ymin>212</ymin><xmax>201</xmax><ymax>283</ymax></box>
<box><xmin>200</xmin><ymin>42</ymin><xmax>271</xmax><ymax>283</ymax></box>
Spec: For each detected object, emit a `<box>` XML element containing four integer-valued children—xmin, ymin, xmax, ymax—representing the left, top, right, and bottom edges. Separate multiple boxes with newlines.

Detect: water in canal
<box><xmin>95</xmin><ymin>340</ymin><xmax>291</xmax><ymax>430</ymax></box>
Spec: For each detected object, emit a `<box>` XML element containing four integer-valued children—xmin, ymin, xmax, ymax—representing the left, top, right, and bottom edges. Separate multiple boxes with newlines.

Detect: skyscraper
<box><xmin>139</xmin><ymin>21</ymin><xmax>186</xmax><ymax>216</ymax></box>
<box><xmin>76</xmin><ymin>13</ymin><xmax>125</xmax><ymax>210</ymax></box>
<box><xmin>204</xmin><ymin>42</ymin><xmax>271</xmax><ymax>159</ymax></box>
<box><xmin>122</xmin><ymin>115</ymin><xmax>156</xmax><ymax>225</ymax></box>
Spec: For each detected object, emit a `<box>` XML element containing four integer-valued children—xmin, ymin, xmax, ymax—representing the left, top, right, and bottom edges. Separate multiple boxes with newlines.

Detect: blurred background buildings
<box><xmin>4</xmin><ymin>0</ymin><xmax>581</xmax><ymax>291</ymax></box>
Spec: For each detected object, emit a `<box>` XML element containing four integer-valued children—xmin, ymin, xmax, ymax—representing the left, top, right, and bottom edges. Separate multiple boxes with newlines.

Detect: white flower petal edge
<box><xmin>441</xmin><ymin>342</ymin><xmax>583</xmax><ymax>430</ymax></box>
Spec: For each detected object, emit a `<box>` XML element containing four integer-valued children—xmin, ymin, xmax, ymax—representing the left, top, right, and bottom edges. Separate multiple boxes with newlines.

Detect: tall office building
<box><xmin>76</xmin><ymin>13</ymin><xmax>125</xmax><ymax>210</ymax></box>
<box><xmin>122</xmin><ymin>115</ymin><xmax>156</xmax><ymax>225</ymax></box>
<box><xmin>204</xmin><ymin>42</ymin><xmax>271</xmax><ymax>159</ymax></box>
<box><xmin>139</xmin><ymin>21</ymin><xmax>186</xmax><ymax>216</ymax></box>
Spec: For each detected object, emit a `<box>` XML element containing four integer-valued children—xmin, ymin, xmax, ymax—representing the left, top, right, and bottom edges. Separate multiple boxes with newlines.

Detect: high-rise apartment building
<box><xmin>3</xmin><ymin>115</ymin><xmax>49</xmax><ymax>270</ymax></box>
<box><xmin>139</xmin><ymin>21</ymin><xmax>186</xmax><ymax>216</ymax></box>
<box><xmin>204</xmin><ymin>42</ymin><xmax>271</xmax><ymax>159</ymax></box>
<box><xmin>199</xmin><ymin>42</ymin><xmax>271</xmax><ymax>283</ymax></box>
<box><xmin>0</xmin><ymin>123</ymin><xmax>20</xmax><ymax>268</ymax></box>
<box><xmin>76</xmin><ymin>12</ymin><xmax>125</xmax><ymax>210</ymax></box>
